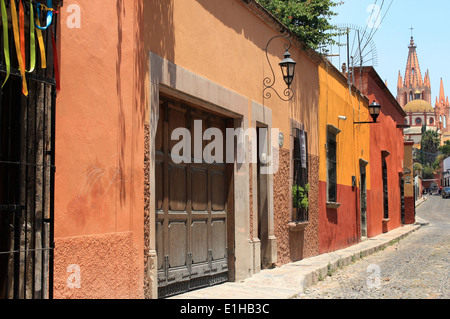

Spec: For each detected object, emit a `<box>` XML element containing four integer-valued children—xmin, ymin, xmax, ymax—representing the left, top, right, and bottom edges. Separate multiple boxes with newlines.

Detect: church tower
<box><xmin>435</xmin><ymin>78</ymin><xmax>450</xmax><ymax>134</ymax></box>
<box><xmin>397</xmin><ymin>36</ymin><xmax>432</xmax><ymax>107</ymax></box>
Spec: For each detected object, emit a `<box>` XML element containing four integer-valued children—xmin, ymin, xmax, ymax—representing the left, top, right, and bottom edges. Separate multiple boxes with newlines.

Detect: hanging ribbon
<box><xmin>35</xmin><ymin>16</ymin><xmax>47</xmax><ymax>69</ymax></box>
<box><xmin>19</xmin><ymin>0</ymin><xmax>26</xmax><ymax>69</ymax></box>
<box><xmin>27</xmin><ymin>0</ymin><xmax>36</xmax><ymax>73</ymax></box>
<box><xmin>11</xmin><ymin>0</ymin><xmax>28</xmax><ymax>96</ymax></box>
<box><xmin>51</xmin><ymin>28</ymin><xmax>60</xmax><ymax>91</ymax></box>
<box><xmin>35</xmin><ymin>0</ymin><xmax>53</xmax><ymax>30</ymax></box>
<box><xmin>1</xmin><ymin>0</ymin><xmax>10</xmax><ymax>88</ymax></box>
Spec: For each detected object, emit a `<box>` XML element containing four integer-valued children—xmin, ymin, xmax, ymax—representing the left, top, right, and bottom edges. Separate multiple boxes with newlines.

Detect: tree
<box><xmin>417</xmin><ymin>130</ymin><xmax>441</xmax><ymax>166</ymax></box>
<box><xmin>413</xmin><ymin>162</ymin><xmax>423</xmax><ymax>177</ymax></box>
<box><xmin>256</xmin><ymin>0</ymin><xmax>344</xmax><ymax>50</ymax></box>
<box><xmin>422</xmin><ymin>164</ymin><xmax>435</xmax><ymax>180</ymax></box>
<box><xmin>439</xmin><ymin>140</ymin><xmax>450</xmax><ymax>159</ymax></box>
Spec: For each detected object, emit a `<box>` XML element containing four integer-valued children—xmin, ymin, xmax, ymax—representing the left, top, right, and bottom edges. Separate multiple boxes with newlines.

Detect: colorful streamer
<box><xmin>19</xmin><ymin>0</ymin><xmax>26</xmax><ymax>69</ymax></box>
<box><xmin>11</xmin><ymin>0</ymin><xmax>28</xmax><ymax>96</ymax></box>
<box><xmin>1</xmin><ymin>0</ymin><xmax>55</xmax><ymax>92</ymax></box>
<box><xmin>27</xmin><ymin>0</ymin><xmax>36</xmax><ymax>73</ymax></box>
<box><xmin>1</xmin><ymin>0</ymin><xmax>9</xmax><ymax>88</ymax></box>
<box><xmin>35</xmin><ymin>0</ymin><xmax>53</xmax><ymax>30</ymax></box>
<box><xmin>35</xmin><ymin>16</ymin><xmax>47</xmax><ymax>69</ymax></box>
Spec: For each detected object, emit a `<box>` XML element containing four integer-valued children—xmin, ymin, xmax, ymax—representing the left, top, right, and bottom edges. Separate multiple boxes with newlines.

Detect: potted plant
<box><xmin>292</xmin><ymin>183</ymin><xmax>310</xmax><ymax>221</ymax></box>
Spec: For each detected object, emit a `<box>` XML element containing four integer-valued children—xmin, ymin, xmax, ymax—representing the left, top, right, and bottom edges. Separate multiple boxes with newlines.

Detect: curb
<box><xmin>170</xmin><ymin>222</ymin><xmax>425</xmax><ymax>299</ymax></box>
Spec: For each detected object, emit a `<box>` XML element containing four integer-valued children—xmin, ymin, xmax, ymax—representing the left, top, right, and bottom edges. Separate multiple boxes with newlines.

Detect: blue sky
<box><xmin>328</xmin><ymin>0</ymin><xmax>450</xmax><ymax>103</ymax></box>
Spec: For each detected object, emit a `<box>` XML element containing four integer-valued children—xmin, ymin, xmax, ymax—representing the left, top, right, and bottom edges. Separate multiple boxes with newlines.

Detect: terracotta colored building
<box><xmin>51</xmin><ymin>0</ymin><xmax>325</xmax><ymax>299</ymax></box>
<box><xmin>0</xmin><ymin>0</ymin><xmax>418</xmax><ymax>300</ymax></box>
<box><xmin>354</xmin><ymin>67</ymin><xmax>412</xmax><ymax>236</ymax></box>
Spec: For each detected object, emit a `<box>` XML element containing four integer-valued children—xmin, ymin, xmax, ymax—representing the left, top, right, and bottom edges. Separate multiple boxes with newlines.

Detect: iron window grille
<box><xmin>292</xmin><ymin>128</ymin><xmax>309</xmax><ymax>222</ymax></box>
<box><xmin>327</xmin><ymin>131</ymin><xmax>338</xmax><ymax>203</ymax></box>
<box><xmin>382</xmin><ymin>157</ymin><xmax>389</xmax><ymax>220</ymax></box>
<box><xmin>0</xmin><ymin>2</ymin><xmax>58</xmax><ymax>299</ymax></box>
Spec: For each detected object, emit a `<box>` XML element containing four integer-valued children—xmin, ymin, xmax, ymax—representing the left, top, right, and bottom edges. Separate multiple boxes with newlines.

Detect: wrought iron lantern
<box><xmin>354</xmin><ymin>100</ymin><xmax>382</xmax><ymax>124</ymax></box>
<box><xmin>368</xmin><ymin>100</ymin><xmax>382</xmax><ymax>123</ymax></box>
<box><xmin>264</xmin><ymin>35</ymin><xmax>297</xmax><ymax>101</ymax></box>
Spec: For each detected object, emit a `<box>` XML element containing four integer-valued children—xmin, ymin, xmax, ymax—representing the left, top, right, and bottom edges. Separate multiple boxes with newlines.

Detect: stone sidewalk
<box><xmin>170</xmin><ymin>219</ymin><xmax>426</xmax><ymax>299</ymax></box>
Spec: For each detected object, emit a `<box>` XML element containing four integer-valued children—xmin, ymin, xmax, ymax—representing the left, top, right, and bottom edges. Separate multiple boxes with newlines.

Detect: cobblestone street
<box><xmin>296</xmin><ymin>195</ymin><xmax>450</xmax><ymax>299</ymax></box>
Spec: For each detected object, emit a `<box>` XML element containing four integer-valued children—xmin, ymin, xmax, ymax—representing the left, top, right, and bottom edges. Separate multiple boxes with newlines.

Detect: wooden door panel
<box><xmin>191</xmin><ymin>168</ymin><xmax>208</xmax><ymax>211</ymax></box>
<box><xmin>156</xmin><ymin>97</ymin><xmax>229</xmax><ymax>298</ymax></box>
<box><xmin>211</xmin><ymin>171</ymin><xmax>225</xmax><ymax>212</ymax></box>
<box><xmin>191</xmin><ymin>221</ymin><xmax>208</xmax><ymax>264</ymax></box>
<box><xmin>169</xmin><ymin>164</ymin><xmax>187</xmax><ymax>211</ymax></box>
<box><xmin>156</xmin><ymin>104</ymin><xmax>164</xmax><ymax>152</ymax></box>
<box><xmin>155</xmin><ymin>162</ymin><xmax>164</xmax><ymax>211</ymax></box>
<box><xmin>211</xmin><ymin>220</ymin><xmax>227</xmax><ymax>260</ymax></box>
<box><xmin>169</xmin><ymin>107</ymin><xmax>186</xmax><ymax>152</ymax></box>
<box><xmin>168</xmin><ymin>221</ymin><xmax>188</xmax><ymax>268</ymax></box>
<box><xmin>156</xmin><ymin>221</ymin><xmax>164</xmax><ymax>270</ymax></box>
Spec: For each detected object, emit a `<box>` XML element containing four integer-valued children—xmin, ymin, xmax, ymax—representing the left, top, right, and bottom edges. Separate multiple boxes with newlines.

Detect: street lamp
<box><xmin>264</xmin><ymin>35</ymin><xmax>297</xmax><ymax>102</ymax></box>
<box><xmin>279</xmin><ymin>50</ymin><xmax>296</xmax><ymax>88</ymax></box>
<box><xmin>354</xmin><ymin>100</ymin><xmax>382</xmax><ymax>124</ymax></box>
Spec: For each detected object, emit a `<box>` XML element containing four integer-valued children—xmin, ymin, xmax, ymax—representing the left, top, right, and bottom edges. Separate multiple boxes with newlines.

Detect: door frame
<box><xmin>146</xmin><ymin>52</ymin><xmax>252</xmax><ymax>299</ymax></box>
<box><xmin>359</xmin><ymin>159</ymin><xmax>369</xmax><ymax>239</ymax></box>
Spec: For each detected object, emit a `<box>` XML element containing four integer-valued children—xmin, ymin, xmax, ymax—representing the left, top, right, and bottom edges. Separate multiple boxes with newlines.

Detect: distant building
<box><xmin>443</xmin><ymin>157</ymin><xmax>450</xmax><ymax>187</ymax></box>
<box><xmin>435</xmin><ymin>79</ymin><xmax>450</xmax><ymax>140</ymax></box>
<box><xmin>396</xmin><ymin>36</ymin><xmax>443</xmax><ymax>146</ymax></box>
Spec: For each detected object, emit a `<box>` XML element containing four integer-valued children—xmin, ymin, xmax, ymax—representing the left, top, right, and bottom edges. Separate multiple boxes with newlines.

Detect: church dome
<box><xmin>403</xmin><ymin>99</ymin><xmax>434</xmax><ymax>113</ymax></box>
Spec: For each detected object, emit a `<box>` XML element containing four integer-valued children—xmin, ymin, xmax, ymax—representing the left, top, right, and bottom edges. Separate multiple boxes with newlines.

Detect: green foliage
<box><xmin>417</xmin><ymin>130</ymin><xmax>441</xmax><ymax>166</ymax></box>
<box><xmin>413</xmin><ymin>162</ymin><xmax>423</xmax><ymax>177</ymax></box>
<box><xmin>432</xmin><ymin>154</ymin><xmax>444</xmax><ymax>171</ymax></box>
<box><xmin>422</xmin><ymin>163</ymin><xmax>435</xmax><ymax>180</ymax></box>
<box><xmin>439</xmin><ymin>140</ymin><xmax>450</xmax><ymax>159</ymax></box>
<box><xmin>292</xmin><ymin>183</ymin><xmax>310</xmax><ymax>210</ymax></box>
<box><xmin>256</xmin><ymin>0</ymin><xmax>344</xmax><ymax>50</ymax></box>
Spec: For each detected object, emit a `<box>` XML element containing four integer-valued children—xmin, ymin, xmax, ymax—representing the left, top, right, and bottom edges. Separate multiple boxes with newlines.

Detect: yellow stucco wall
<box><xmin>143</xmin><ymin>0</ymin><xmax>320</xmax><ymax>155</ymax></box>
<box><xmin>318</xmin><ymin>63</ymin><xmax>371</xmax><ymax>189</ymax></box>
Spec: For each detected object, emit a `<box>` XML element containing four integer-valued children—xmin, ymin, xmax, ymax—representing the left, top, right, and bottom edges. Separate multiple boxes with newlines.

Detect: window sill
<box><xmin>382</xmin><ymin>218</ymin><xmax>390</xmax><ymax>223</ymax></box>
<box><xmin>288</xmin><ymin>221</ymin><xmax>309</xmax><ymax>232</ymax></box>
<box><xmin>326</xmin><ymin>202</ymin><xmax>341</xmax><ymax>209</ymax></box>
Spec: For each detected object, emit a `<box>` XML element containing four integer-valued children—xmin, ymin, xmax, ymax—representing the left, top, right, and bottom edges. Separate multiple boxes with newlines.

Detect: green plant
<box><xmin>256</xmin><ymin>0</ymin><xmax>345</xmax><ymax>50</ymax></box>
<box><xmin>292</xmin><ymin>183</ymin><xmax>310</xmax><ymax>210</ymax></box>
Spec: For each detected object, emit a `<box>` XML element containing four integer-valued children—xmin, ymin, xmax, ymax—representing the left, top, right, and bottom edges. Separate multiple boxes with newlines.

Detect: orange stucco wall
<box><xmin>144</xmin><ymin>0</ymin><xmax>320</xmax><ymax>155</ymax></box>
<box><xmin>54</xmin><ymin>0</ymin><xmax>146</xmax><ymax>298</ymax></box>
<box><xmin>54</xmin><ymin>0</ymin><xmax>324</xmax><ymax>298</ymax></box>
<box><xmin>144</xmin><ymin>0</ymin><xmax>322</xmax><ymax>271</ymax></box>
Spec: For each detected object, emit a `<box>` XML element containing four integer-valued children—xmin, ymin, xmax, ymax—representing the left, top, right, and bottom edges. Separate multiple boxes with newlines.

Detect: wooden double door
<box><xmin>155</xmin><ymin>97</ymin><xmax>232</xmax><ymax>298</ymax></box>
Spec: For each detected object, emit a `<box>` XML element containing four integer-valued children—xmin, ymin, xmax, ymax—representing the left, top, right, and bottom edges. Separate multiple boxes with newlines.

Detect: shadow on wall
<box><xmin>116</xmin><ymin>0</ymin><xmax>126</xmax><ymax>207</ymax></box>
<box><xmin>141</xmin><ymin>0</ymin><xmax>176</xmax><ymax>141</ymax></box>
<box><xmin>197</xmin><ymin>0</ymin><xmax>320</xmax><ymax>139</ymax></box>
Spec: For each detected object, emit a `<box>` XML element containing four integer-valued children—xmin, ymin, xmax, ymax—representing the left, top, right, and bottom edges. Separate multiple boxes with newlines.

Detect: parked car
<box><xmin>442</xmin><ymin>187</ymin><xmax>450</xmax><ymax>199</ymax></box>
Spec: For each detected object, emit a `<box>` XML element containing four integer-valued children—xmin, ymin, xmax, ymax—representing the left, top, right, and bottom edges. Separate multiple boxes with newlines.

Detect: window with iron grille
<box><xmin>292</xmin><ymin>128</ymin><xmax>309</xmax><ymax>222</ymax></box>
<box><xmin>0</xmin><ymin>1</ymin><xmax>59</xmax><ymax>299</ymax></box>
<box><xmin>382</xmin><ymin>157</ymin><xmax>389</xmax><ymax>219</ymax></box>
<box><xmin>327</xmin><ymin>131</ymin><xmax>338</xmax><ymax>203</ymax></box>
